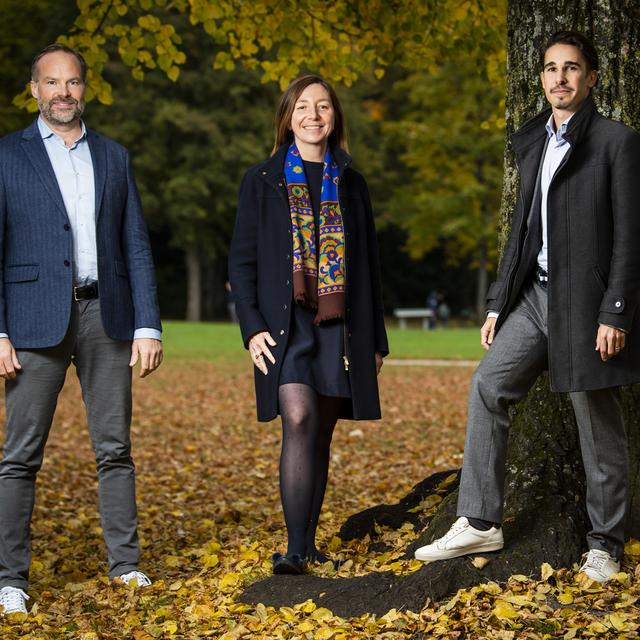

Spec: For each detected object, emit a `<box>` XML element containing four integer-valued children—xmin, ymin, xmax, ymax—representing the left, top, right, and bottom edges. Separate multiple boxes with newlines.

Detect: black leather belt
<box><xmin>73</xmin><ymin>282</ymin><xmax>99</xmax><ymax>301</ymax></box>
<box><xmin>534</xmin><ymin>266</ymin><xmax>548</xmax><ymax>289</ymax></box>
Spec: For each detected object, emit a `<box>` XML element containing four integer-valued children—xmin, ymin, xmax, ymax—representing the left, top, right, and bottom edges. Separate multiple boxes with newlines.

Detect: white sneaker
<box><xmin>0</xmin><ymin>586</ymin><xmax>29</xmax><ymax>615</ymax></box>
<box><xmin>579</xmin><ymin>549</ymin><xmax>620</xmax><ymax>582</ymax></box>
<box><xmin>116</xmin><ymin>570</ymin><xmax>152</xmax><ymax>587</ymax></box>
<box><xmin>414</xmin><ymin>516</ymin><xmax>504</xmax><ymax>561</ymax></box>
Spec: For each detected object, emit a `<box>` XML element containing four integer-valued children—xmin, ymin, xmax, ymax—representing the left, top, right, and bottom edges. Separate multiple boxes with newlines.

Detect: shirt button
<box><xmin>615</xmin><ymin>301</ymin><xmax>622</xmax><ymax>308</ymax></box>
<box><xmin>64</xmin><ymin>260</ymin><xmax>70</xmax><ymax>266</ymax></box>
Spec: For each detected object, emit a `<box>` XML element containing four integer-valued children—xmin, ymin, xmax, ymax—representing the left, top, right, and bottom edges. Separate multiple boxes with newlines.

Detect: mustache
<box><xmin>50</xmin><ymin>98</ymin><xmax>80</xmax><ymax>105</ymax></box>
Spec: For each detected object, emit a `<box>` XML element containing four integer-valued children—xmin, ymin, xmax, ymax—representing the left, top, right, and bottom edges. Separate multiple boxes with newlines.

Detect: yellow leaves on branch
<box><xmin>14</xmin><ymin>0</ymin><xmax>506</xmax><ymax>107</ymax></box>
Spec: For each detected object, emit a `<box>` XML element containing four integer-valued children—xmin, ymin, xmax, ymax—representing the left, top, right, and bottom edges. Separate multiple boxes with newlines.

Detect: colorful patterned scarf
<box><xmin>284</xmin><ymin>143</ymin><xmax>346</xmax><ymax>323</ymax></box>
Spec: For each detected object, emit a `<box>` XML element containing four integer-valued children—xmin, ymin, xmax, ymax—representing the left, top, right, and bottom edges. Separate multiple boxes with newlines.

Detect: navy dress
<box><xmin>278</xmin><ymin>160</ymin><xmax>351</xmax><ymax>399</ymax></box>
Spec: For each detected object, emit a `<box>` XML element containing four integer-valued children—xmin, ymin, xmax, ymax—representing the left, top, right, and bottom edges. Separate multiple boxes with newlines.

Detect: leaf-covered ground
<box><xmin>2</xmin><ymin>360</ymin><xmax>640</xmax><ymax>639</ymax></box>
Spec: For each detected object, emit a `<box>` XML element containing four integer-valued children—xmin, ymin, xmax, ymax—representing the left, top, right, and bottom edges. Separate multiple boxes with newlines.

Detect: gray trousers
<box><xmin>0</xmin><ymin>299</ymin><xmax>138</xmax><ymax>590</ymax></box>
<box><xmin>457</xmin><ymin>282</ymin><xmax>628</xmax><ymax>560</ymax></box>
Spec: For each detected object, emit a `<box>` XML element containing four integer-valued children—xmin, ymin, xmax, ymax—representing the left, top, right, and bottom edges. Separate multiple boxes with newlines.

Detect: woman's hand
<box><xmin>248</xmin><ymin>331</ymin><xmax>277</xmax><ymax>375</ymax></box>
<box><xmin>375</xmin><ymin>352</ymin><xmax>383</xmax><ymax>375</ymax></box>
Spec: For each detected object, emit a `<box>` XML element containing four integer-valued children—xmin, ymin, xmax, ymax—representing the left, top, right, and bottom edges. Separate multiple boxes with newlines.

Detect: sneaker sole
<box><xmin>415</xmin><ymin>540</ymin><xmax>504</xmax><ymax>561</ymax></box>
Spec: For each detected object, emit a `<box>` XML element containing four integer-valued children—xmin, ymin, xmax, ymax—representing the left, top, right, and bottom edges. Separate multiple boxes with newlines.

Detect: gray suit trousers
<box><xmin>0</xmin><ymin>299</ymin><xmax>138</xmax><ymax>590</ymax></box>
<box><xmin>457</xmin><ymin>282</ymin><xmax>628</xmax><ymax>560</ymax></box>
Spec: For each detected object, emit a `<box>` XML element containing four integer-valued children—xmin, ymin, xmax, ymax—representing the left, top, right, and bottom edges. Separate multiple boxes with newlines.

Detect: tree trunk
<box><xmin>241</xmin><ymin>0</ymin><xmax>640</xmax><ymax>616</ymax></box>
<box><xmin>185</xmin><ymin>246</ymin><xmax>202</xmax><ymax>322</ymax></box>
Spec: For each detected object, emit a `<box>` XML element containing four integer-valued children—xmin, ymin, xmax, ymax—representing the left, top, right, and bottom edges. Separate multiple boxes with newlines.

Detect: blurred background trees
<box><xmin>2</xmin><ymin>0</ymin><xmax>507</xmax><ymax>322</ymax></box>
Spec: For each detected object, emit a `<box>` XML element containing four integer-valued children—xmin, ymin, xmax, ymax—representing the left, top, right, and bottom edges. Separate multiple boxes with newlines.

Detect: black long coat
<box><xmin>228</xmin><ymin>145</ymin><xmax>389</xmax><ymax>421</ymax></box>
<box><xmin>487</xmin><ymin>97</ymin><xmax>640</xmax><ymax>392</ymax></box>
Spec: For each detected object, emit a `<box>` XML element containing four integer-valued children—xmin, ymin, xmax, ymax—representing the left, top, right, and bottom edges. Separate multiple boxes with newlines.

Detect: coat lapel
<box><xmin>87</xmin><ymin>130</ymin><xmax>107</xmax><ymax>221</ymax></box>
<box><xmin>20</xmin><ymin>121</ymin><xmax>68</xmax><ymax>220</ymax></box>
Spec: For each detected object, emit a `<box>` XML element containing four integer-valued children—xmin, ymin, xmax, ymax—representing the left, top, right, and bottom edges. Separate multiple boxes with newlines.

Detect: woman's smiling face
<box><xmin>290</xmin><ymin>83</ymin><xmax>335</xmax><ymax>153</ymax></box>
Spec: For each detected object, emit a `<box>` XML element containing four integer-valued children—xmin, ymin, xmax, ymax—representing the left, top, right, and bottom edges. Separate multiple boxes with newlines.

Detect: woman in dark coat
<box><xmin>229</xmin><ymin>75</ymin><xmax>388</xmax><ymax>574</ymax></box>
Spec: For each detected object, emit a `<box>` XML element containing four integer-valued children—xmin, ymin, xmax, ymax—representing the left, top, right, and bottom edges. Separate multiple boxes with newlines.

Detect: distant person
<box><xmin>426</xmin><ymin>289</ymin><xmax>439</xmax><ymax>329</ymax></box>
<box><xmin>414</xmin><ymin>31</ymin><xmax>640</xmax><ymax>583</ymax></box>
<box><xmin>229</xmin><ymin>75</ymin><xmax>388</xmax><ymax>575</ymax></box>
<box><xmin>437</xmin><ymin>299</ymin><xmax>451</xmax><ymax>328</ymax></box>
<box><xmin>0</xmin><ymin>44</ymin><xmax>162</xmax><ymax>616</ymax></box>
<box><xmin>225</xmin><ymin>280</ymin><xmax>238</xmax><ymax>323</ymax></box>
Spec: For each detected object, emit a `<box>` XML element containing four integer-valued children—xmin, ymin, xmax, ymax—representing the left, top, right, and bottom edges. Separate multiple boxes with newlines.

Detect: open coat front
<box><xmin>486</xmin><ymin>97</ymin><xmax>640</xmax><ymax>392</ymax></box>
<box><xmin>229</xmin><ymin>145</ymin><xmax>388</xmax><ymax>422</ymax></box>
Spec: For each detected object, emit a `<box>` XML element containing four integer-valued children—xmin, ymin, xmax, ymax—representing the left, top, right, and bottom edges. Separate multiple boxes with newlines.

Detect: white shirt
<box><xmin>537</xmin><ymin>113</ymin><xmax>573</xmax><ymax>272</ymax></box>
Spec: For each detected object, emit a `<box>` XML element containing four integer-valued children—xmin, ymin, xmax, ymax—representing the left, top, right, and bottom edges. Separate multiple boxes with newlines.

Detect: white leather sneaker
<box><xmin>414</xmin><ymin>516</ymin><xmax>504</xmax><ymax>561</ymax></box>
<box><xmin>0</xmin><ymin>586</ymin><xmax>29</xmax><ymax>615</ymax></box>
<box><xmin>116</xmin><ymin>570</ymin><xmax>152</xmax><ymax>587</ymax></box>
<box><xmin>579</xmin><ymin>549</ymin><xmax>620</xmax><ymax>582</ymax></box>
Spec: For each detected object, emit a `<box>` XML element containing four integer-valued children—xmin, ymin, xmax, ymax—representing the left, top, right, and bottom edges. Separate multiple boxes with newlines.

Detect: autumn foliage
<box><xmin>0</xmin><ymin>359</ymin><xmax>639</xmax><ymax>638</ymax></box>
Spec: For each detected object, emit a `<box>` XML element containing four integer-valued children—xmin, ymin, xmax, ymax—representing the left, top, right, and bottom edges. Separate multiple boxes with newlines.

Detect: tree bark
<box><xmin>241</xmin><ymin>0</ymin><xmax>640</xmax><ymax>616</ymax></box>
<box><xmin>185</xmin><ymin>246</ymin><xmax>202</xmax><ymax>322</ymax></box>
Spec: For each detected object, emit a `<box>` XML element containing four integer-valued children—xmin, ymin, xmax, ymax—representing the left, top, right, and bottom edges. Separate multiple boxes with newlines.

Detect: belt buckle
<box><xmin>73</xmin><ymin>286</ymin><xmax>81</xmax><ymax>302</ymax></box>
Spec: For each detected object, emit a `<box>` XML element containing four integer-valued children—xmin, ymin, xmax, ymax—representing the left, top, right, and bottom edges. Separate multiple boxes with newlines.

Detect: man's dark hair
<box><xmin>540</xmin><ymin>30</ymin><xmax>599</xmax><ymax>72</ymax></box>
<box><xmin>31</xmin><ymin>44</ymin><xmax>87</xmax><ymax>82</ymax></box>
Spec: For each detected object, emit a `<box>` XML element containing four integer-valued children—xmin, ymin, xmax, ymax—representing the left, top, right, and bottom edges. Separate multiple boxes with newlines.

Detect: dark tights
<box><xmin>278</xmin><ymin>383</ymin><xmax>342</xmax><ymax>560</ymax></box>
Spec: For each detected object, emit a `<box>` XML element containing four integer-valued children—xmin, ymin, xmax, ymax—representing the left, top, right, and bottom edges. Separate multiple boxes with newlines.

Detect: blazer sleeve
<box><xmin>360</xmin><ymin>175</ymin><xmax>389</xmax><ymax>357</ymax></box>
<box><xmin>485</xmin><ymin>204</ymin><xmax>524</xmax><ymax>314</ymax></box>
<box><xmin>0</xmin><ymin>164</ymin><xmax>7</xmax><ymax>335</ymax></box>
<box><xmin>121</xmin><ymin>149</ymin><xmax>162</xmax><ymax>331</ymax></box>
<box><xmin>228</xmin><ymin>168</ymin><xmax>269</xmax><ymax>348</ymax></box>
<box><xmin>598</xmin><ymin>129</ymin><xmax>640</xmax><ymax>332</ymax></box>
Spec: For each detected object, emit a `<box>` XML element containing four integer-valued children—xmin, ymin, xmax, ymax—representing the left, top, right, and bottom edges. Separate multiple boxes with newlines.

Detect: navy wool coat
<box><xmin>0</xmin><ymin>120</ymin><xmax>161</xmax><ymax>347</ymax></box>
<box><xmin>487</xmin><ymin>97</ymin><xmax>640</xmax><ymax>391</ymax></box>
<box><xmin>229</xmin><ymin>145</ymin><xmax>389</xmax><ymax>422</ymax></box>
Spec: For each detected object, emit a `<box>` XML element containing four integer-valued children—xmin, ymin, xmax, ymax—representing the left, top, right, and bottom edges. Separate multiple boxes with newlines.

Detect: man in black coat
<box><xmin>415</xmin><ymin>31</ymin><xmax>640</xmax><ymax>582</ymax></box>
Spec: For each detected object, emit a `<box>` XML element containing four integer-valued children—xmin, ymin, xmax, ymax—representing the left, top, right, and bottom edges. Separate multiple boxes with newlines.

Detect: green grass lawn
<box><xmin>161</xmin><ymin>320</ymin><xmax>483</xmax><ymax>361</ymax></box>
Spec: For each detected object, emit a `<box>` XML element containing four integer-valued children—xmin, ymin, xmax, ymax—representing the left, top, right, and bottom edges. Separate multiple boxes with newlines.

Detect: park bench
<box><xmin>393</xmin><ymin>308</ymin><xmax>435</xmax><ymax>330</ymax></box>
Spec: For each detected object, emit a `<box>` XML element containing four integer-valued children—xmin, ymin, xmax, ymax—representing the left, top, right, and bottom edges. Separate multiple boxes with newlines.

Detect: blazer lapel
<box><xmin>20</xmin><ymin>122</ymin><xmax>68</xmax><ymax>220</ymax></box>
<box><xmin>87</xmin><ymin>130</ymin><xmax>107</xmax><ymax>221</ymax></box>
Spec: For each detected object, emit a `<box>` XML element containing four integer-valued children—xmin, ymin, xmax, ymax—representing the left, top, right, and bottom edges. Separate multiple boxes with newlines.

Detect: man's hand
<box><xmin>248</xmin><ymin>331</ymin><xmax>276</xmax><ymax>375</ymax></box>
<box><xmin>481</xmin><ymin>316</ymin><xmax>497</xmax><ymax>351</ymax></box>
<box><xmin>595</xmin><ymin>324</ymin><xmax>626</xmax><ymax>362</ymax></box>
<box><xmin>375</xmin><ymin>352</ymin><xmax>383</xmax><ymax>375</ymax></box>
<box><xmin>0</xmin><ymin>338</ymin><xmax>21</xmax><ymax>380</ymax></box>
<box><xmin>129</xmin><ymin>338</ymin><xmax>163</xmax><ymax>377</ymax></box>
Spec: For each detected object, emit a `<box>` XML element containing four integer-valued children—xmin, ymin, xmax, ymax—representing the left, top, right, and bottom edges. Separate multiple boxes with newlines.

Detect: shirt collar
<box><xmin>545</xmin><ymin>113</ymin><xmax>574</xmax><ymax>144</ymax></box>
<box><xmin>37</xmin><ymin>116</ymin><xmax>87</xmax><ymax>146</ymax></box>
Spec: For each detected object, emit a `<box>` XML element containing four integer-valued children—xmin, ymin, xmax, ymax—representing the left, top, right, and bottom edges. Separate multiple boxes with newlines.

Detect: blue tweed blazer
<box><xmin>0</xmin><ymin>120</ymin><xmax>161</xmax><ymax>348</ymax></box>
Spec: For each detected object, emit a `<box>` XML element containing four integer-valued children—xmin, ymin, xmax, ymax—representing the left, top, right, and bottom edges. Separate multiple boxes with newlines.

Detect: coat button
<box><xmin>261</xmin><ymin>171</ymin><xmax>267</xmax><ymax>175</ymax></box>
<box><xmin>64</xmin><ymin>224</ymin><xmax>70</xmax><ymax>231</ymax></box>
<box><xmin>286</xmin><ymin>279</ymin><xmax>290</xmax><ymax>285</ymax></box>
<box><xmin>279</xmin><ymin>329</ymin><xmax>285</xmax><ymax>335</ymax></box>
<box><xmin>278</xmin><ymin>182</ymin><xmax>283</xmax><ymax>187</ymax></box>
<box><xmin>283</xmin><ymin>304</ymin><xmax>288</xmax><ymax>310</ymax></box>
<box><xmin>64</xmin><ymin>260</ymin><xmax>70</xmax><ymax>266</ymax></box>
<box><xmin>615</xmin><ymin>301</ymin><xmax>622</xmax><ymax>308</ymax></box>
<box><xmin>286</xmin><ymin>254</ymin><xmax>290</xmax><ymax>259</ymax></box>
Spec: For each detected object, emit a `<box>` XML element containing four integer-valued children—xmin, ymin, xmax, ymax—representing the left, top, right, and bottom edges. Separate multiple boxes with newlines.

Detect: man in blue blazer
<box><xmin>0</xmin><ymin>44</ymin><xmax>163</xmax><ymax>615</ymax></box>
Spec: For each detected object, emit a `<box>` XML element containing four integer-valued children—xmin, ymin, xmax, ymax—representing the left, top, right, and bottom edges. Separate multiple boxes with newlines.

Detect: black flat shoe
<box><xmin>272</xmin><ymin>552</ymin><xmax>306</xmax><ymax>575</ymax></box>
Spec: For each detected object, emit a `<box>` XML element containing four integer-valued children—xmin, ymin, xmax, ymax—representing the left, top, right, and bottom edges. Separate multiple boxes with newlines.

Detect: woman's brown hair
<box><xmin>271</xmin><ymin>75</ymin><xmax>348</xmax><ymax>155</ymax></box>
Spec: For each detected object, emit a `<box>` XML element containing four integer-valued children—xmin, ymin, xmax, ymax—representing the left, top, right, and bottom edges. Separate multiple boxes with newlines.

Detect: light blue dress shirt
<box><xmin>536</xmin><ymin>113</ymin><xmax>574</xmax><ymax>273</ymax></box>
<box><xmin>0</xmin><ymin>118</ymin><xmax>160</xmax><ymax>342</ymax></box>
